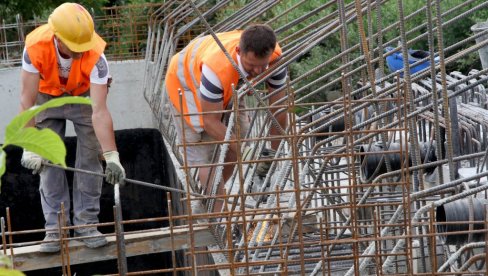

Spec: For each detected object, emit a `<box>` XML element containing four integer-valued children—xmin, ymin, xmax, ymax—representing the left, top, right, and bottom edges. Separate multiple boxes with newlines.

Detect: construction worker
<box><xmin>165</xmin><ymin>24</ymin><xmax>288</xmax><ymax>212</ymax></box>
<box><xmin>19</xmin><ymin>3</ymin><xmax>125</xmax><ymax>253</ymax></box>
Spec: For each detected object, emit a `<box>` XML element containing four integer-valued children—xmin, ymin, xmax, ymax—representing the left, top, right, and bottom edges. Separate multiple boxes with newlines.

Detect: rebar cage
<box><xmin>2</xmin><ymin>0</ymin><xmax>488</xmax><ymax>275</ymax></box>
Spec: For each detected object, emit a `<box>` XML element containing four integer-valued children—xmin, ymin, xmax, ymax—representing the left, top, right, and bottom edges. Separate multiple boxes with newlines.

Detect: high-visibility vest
<box><xmin>25</xmin><ymin>24</ymin><xmax>106</xmax><ymax>96</ymax></box>
<box><xmin>165</xmin><ymin>30</ymin><xmax>282</xmax><ymax>133</ymax></box>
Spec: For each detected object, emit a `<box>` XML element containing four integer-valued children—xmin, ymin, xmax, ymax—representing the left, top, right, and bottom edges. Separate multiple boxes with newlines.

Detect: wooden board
<box><xmin>8</xmin><ymin>226</ymin><xmax>215</xmax><ymax>271</ymax></box>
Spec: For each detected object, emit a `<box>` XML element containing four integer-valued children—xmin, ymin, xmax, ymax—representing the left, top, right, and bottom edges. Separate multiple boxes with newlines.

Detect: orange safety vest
<box><xmin>25</xmin><ymin>24</ymin><xmax>106</xmax><ymax>96</ymax></box>
<box><xmin>165</xmin><ymin>30</ymin><xmax>282</xmax><ymax>133</ymax></box>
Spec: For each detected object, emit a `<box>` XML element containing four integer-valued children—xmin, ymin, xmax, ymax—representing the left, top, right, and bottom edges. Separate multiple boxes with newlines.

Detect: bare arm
<box><xmin>200</xmin><ymin>98</ymin><xmax>239</xmax><ymax>159</ymax></box>
<box><xmin>90</xmin><ymin>83</ymin><xmax>117</xmax><ymax>152</ymax></box>
<box><xmin>20</xmin><ymin>69</ymin><xmax>40</xmax><ymax>127</ymax></box>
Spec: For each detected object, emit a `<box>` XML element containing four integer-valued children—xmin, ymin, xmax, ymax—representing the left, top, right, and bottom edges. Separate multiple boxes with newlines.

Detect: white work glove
<box><xmin>103</xmin><ymin>151</ymin><xmax>125</xmax><ymax>185</ymax></box>
<box><xmin>242</xmin><ymin>147</ymin><xmax>276</xmax><ymax>177</ymax></box>
<box><xmin>242</xmin><ymin>146</ymin><xmax>254</xmax><ymax>161</ymax></box>
<box><xmin>21</xmin><ymin>150</ymin><xmax>43</xmax><ymax>174</ymax></box>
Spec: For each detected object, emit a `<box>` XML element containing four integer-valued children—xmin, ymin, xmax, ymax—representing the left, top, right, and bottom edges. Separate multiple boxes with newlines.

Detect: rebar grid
<box><xmin>142</xmin><ymin>0</ymin><xmax>488</xmax><ymax>275</ymax></box>
<box><xmin>2</xmin><ymin>0</ymin><xmax>488</xmax><ymax>275</ymax></box>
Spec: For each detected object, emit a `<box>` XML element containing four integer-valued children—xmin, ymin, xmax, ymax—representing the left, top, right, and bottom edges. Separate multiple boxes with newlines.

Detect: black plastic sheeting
<box><xmin>1</xmin><ymin>128</ymin><xmax>179</xmax><ymax>275</ymax></box>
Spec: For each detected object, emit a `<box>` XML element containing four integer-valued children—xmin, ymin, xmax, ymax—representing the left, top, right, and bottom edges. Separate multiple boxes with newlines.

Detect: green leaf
<box><xmin>0</xmin><ymin>254</ymin><xmax>13</xmax><ymax>269</ymax></box>
<box><xmin>9</xmin><ymin>128</ymin><xmax>67</xmax><ymax>167</ymax></box>
<box><xmin>0</xmin><ymin>267</ymin><xmax>25</xmax><ymax>276</ymax></box>
<box><xmin>0</xmin><ymin>150</ymin><xmax>5</xmax><ymax>191</ymax></box>
<box><xmin>4</xmin><ymin>97</ymin><xmax>91</xmax><ymax>144</ymax></box>
<box><xmin>0</xmin><ymin>254</ymin><xmax>11</xmax><ymax>267</ymax></box>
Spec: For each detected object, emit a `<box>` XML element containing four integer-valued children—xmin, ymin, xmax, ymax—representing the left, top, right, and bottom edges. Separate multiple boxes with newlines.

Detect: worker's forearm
<box><xmin>203</xmin><ymin>120</ymin><xmax>239</xmax><ymax>155</ymax></box>
<box><xmin>19</xmin><ymin>95</ymin><xmax>37</xmax><ymax>128</ymax></box>
<box><xmin>92</xmin><ymin>109</ymin><xmax>117</xmax><ymax>152</ymax></box>
<box><xmin>20</xmin><ymin>70</ymin><xmax>40</xmax><ymax>127</ymax></box>
<box><xmin>20</xmin><ymin>94</ymin><xmax>36</xmax><ymax>112</ymax></box>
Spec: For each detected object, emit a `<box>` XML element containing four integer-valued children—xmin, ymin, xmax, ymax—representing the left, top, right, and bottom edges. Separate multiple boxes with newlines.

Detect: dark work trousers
<box><xmin>35</xmin><ymin>92</ymin><xmax>103</xmax><ymax>233</ymax></box>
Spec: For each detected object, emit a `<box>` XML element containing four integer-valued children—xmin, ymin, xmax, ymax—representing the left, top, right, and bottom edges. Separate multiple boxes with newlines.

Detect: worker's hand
<box><xmin>21</xmin><ymin>150</ymin><xmax>43</xmax><ymax>174</ymax></box>
<box><xmin>256</xmin><ymin>148</ymin><xmax>276</xmax><ymax>177</ymax></box>
<box><xmin>103</xmin><ymin>151</ymin><xmax>125</xmax><ymax>185</ymax></box>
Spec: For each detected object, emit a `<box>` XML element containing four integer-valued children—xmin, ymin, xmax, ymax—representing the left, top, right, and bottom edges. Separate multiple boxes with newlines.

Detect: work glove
<box><xmin>21</xmin><ymin>150</ymin><xmax>43</xmax><ymax>174</ymax></box>
<box><xmin>256</xmin><ymin>148</ymin><xmax>276</xmax><ymax>177</ymax></box>
<box><xmin>242</xmin><ymin>146</ymin><xmax>254</xmax><ymax>161</ymax></box>
<box><xmin>103</xmin><ymin>151</ymin><xmax>125</xmax><ymax>185</ymax></box>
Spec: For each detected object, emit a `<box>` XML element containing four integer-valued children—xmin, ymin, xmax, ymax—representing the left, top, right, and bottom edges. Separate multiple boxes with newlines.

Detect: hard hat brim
<box><xmin>58</xmin><ymin>36</ymin><xmax>96</xmax><ymax>53</ymax></box>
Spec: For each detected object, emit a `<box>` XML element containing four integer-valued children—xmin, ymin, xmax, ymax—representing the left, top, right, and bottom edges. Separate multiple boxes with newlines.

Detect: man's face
<box><xmin>56</xmin><ymin>38</ymin><xmax>84</xmax><ymax>60</ymax></box>
<box><xmin>237</xmin><ymin>47</ymin><xmax>271</xmax><ymax>78</ymax></box>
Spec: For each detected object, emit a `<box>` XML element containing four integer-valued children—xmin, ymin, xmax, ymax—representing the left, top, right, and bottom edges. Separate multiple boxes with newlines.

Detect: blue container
<box><xmin>385</xmin><ymin>46</ymin><xmax>438</xmax><ymax>76</ymax></box>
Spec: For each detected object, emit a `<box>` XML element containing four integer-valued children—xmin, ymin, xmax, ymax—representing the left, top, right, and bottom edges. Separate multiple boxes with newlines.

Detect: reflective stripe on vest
<box><xmin>176</xmin><ymin>36</ymin><xmax>206</xmax><ymax>132</ymax></box>
<box><xmin>188</xmin><ymin>37</ymin><xmax>206</xmax><ymax>89</ymax></box>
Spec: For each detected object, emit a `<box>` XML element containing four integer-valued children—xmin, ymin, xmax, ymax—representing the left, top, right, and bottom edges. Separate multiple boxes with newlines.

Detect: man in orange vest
<box><xmin>19</xmin><ymin>3</ymin><xmax>125</xmax><ymax>253</ymax></box>
<box><xmin>165</xmin><ymin>24</ymin><xmax>287</xmax><ymax>212</ymax></box>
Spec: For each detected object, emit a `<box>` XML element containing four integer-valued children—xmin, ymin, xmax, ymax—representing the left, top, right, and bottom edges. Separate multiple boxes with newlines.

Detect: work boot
<box><xmin>39</xmin><ymin>232</ymin><xmax>61</xmax><ymax>253</ymax></box>
<box><xmin>74</xmin><ymin>228</ymin><xmax>108</xmax><ymax>248</ymax></box>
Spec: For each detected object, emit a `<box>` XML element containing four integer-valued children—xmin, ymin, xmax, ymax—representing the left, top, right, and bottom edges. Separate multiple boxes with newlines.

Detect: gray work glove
<box><xmin>256</xmin><ymin>148</ymin><xmax>276</xmax><ymax>177</ymax></box>
<box><xmin>103</xmin><ymin>151</ymin><xmax>125</xmax><ymax>185</ymax></box>
<box><xmin>21</xmin><ymin>150</ymin><xmax>43</xmax><ymax>174</ymax></box>
<box><xmin>242</xmin><ymin>146</ymin><xmax>254</xmax><ymax>161</ymax></box>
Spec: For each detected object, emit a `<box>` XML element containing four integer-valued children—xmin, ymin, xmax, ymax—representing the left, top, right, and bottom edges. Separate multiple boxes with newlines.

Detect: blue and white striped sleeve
<box><xmin>266</xmin><ymin>67</ymin><xmax>287</xmax><ymax>89</ymax></box>
<box><xmin>199</xmin><ymin>64</ymin><xmax>224</xmax><ymax>103</ymax></box>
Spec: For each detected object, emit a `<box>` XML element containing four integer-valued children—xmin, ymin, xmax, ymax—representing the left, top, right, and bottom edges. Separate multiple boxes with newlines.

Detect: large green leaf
<box><xmin>0</xmin><ymin>255</ymin><xmax>19</xmax><ymax>275</ymax></box>
<box><xmin>0</xmin><ymin>149</ymin><xmax>5</xmax><ymax>190</ymax></box>
<box><xmin>4</xmin><ymin>97</ymin><xmax>91</xmax><ymax>144</ymax></box>
<box><xmin>0</xmin><ymin>267</ymin><xmax>25</xmax><ymax>276</ymax></box>
<box><xmin>9</xmin><ymin>128</ymin><xmax>66</xmax><ymax>167</ymax></box>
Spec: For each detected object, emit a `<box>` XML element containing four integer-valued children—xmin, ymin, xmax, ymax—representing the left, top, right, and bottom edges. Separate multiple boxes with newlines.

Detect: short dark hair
<box><xmin>239</xmin><ymin>24</ymin><xmax>277</xmax><ymax>58</ymax></box>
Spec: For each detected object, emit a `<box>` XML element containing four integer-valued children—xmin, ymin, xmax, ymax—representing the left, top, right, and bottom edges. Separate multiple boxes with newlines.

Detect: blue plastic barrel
<box><xmin>385</xmin><ymin>46</ymin><xmax>438</xmax><ymax>76</ymax></box>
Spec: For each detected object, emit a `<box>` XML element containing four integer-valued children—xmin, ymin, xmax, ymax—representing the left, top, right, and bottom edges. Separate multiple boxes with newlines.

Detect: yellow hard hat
<box><xmin>48</xmin><ymin>3</ymin><xmax>96</xmax><ymax>52</ymax></box>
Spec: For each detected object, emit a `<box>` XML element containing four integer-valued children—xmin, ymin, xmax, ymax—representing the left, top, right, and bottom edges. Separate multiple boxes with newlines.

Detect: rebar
<box><xmin>3</xmin><ymin>0</ymin><xmax>488</xmax><ymax>275</ymax></box>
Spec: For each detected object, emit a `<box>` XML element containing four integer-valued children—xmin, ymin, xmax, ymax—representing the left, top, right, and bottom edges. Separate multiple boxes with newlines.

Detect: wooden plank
<box><xmin>8</xmin><ymin>226</ymin><xmax>215</xmax><ymax>271</ymax></box>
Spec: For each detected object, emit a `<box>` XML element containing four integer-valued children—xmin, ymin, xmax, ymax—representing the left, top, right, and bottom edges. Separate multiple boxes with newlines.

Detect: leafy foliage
<box><xmin>0</xmin><ymin>254</ymin><xmax>25</xmax><ymax>275</ymax></box>
<box><xmin>212</xmin><ymin>0</ymin><xmax>488</xmax><ymax>109</ymax></box>
<box><xmin>0</xmin><ymin>0</ymin><xmax>108</xmax><ymax>21</ymax></box>
<box><xmin>0</xmin><ymin>268</ymin><xmax>25</xmax><ymax>276</ymax></box>
<box><xmin>0</xmin><ymin>97</ymin><xmax>92</xmax><ymax>190</ymax></box>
